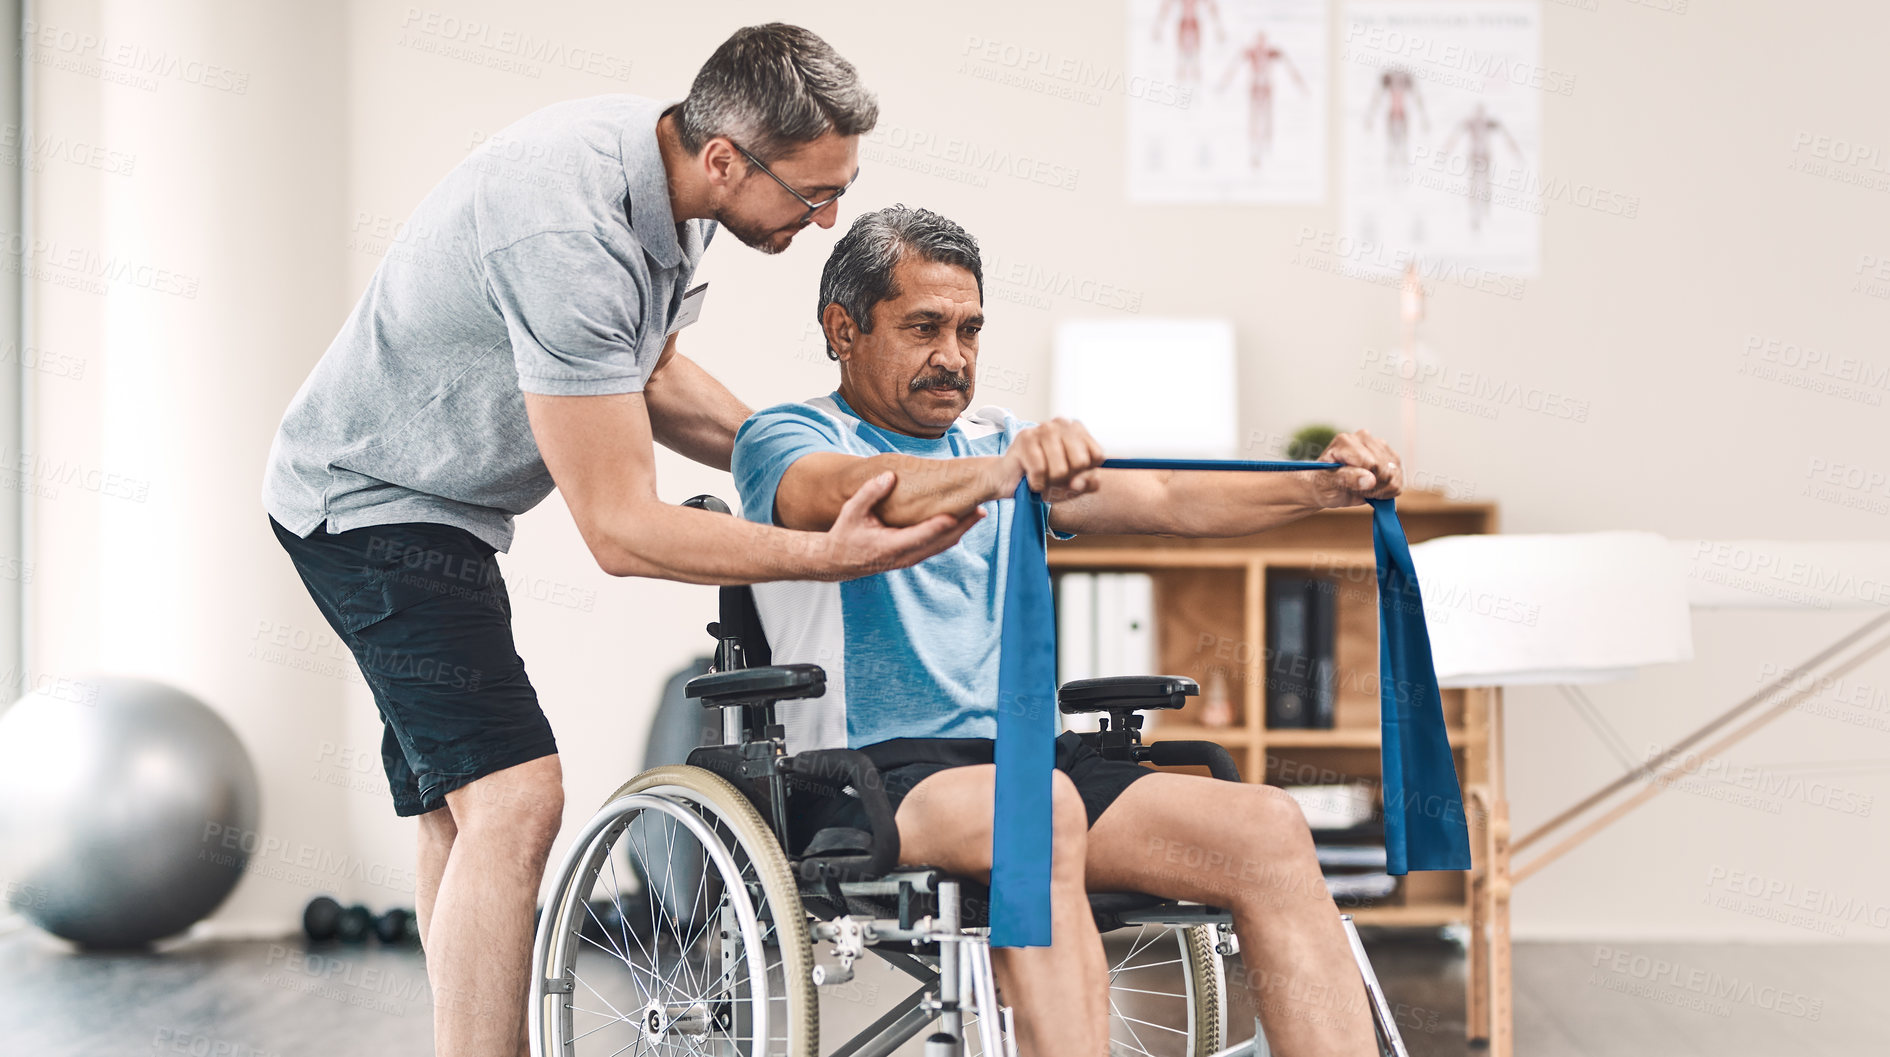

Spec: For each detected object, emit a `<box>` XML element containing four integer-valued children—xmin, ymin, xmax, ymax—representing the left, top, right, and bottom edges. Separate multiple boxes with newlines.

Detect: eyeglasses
<box><xmin>730</xmin><ymin>141</ymin><xmax>858</xmax><ymax>223</ymax></box>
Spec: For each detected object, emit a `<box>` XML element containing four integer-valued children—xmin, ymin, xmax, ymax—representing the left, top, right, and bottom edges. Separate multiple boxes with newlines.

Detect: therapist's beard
<box><xmin>714</xmin><ymin>206</ymin><xmax>804</xmax><ymax>256</ymax></box>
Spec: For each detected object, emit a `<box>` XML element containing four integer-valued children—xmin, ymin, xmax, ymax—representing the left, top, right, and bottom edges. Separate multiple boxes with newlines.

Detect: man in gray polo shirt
<box><xmin>263</xmin><ymin>25</ymin><xmax>978</xmax><ymax>1057</ymax></box>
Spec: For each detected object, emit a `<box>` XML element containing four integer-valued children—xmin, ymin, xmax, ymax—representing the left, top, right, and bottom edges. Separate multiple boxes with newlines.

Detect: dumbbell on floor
<box><xmin>303</xmin><ymin>895</ymin><xmax>418</xmax><ymax>946</ymax></box>
<box><xmin>374</xmin><ymin>907</ymin><xmax>416</xmax><ymax>945</ymax></box>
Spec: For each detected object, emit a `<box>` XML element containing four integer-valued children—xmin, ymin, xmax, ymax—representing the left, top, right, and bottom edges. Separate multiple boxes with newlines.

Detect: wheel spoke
<box><xmin>574</xmin><ymin>931</ymin><xmax>671</xmax><ymax>1001</ymax></box>
<box><xmin>607</xmin><ymin>843</ymin><xmax>657</xmax><ymax>968</ymax></box>
<box><xmin>568</xmin><ymin>1009</ymin><xmax>637</xmax><ymax>1044</ymax></box>
<box><xmin>1114</xmin><ymin>1011</ymin><xmax>1189</xmax><ymax>1035</ymax></box>
<box><xmin>540</xmin><ymin>784</ymin><xmax>807</xmax><ymax>1057</ymax></box>
<box><xmin>1107</xmin><ymin>984</ymin><xmax>1190</xmax><ymax>999</ymax></box>
<box><xmin>581</xmin><ymin>894</ymin><xmax>630</xmax><ymax>964</ymax></box>
<box><xmin>660</xmin><ymin>814</ymin><xmax>710</xmax><ymax>1002</ymax></box>
<box><xmin>1113</xmin><ymin>957</ymin><xmax>1186</xmax><ymax>973</ymax></box>
<box><xmin>636</xmin><ymin>817</ymin><xmax>698</xmax><ymax>1004</ymax></box>
<box><xmin>572</xmin><ymin>969</ymin><xmax>638</xmax><ymax>1031</ymax></box>
<box><xmin>1112</xmin><ymin>997</ymin><xmax>1158</xmax><ymax>1057</ymax></box>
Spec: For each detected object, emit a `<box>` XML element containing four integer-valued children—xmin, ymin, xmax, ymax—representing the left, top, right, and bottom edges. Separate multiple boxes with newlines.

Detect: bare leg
<box><xmin>415</xmin><ymin>805</ymin><xmax>457</xmax><ymax>949</ymax></box>
<box><xmin>896</xmin><ymin>766</ymin><xmax>1109</xmax><ymax>1057</ymax></box>
<box><xmin>1085</xmin><ymin>773</ymin><xmax>1376</xmax><ymax>1056</ymax></box>
<box><xmin>424</xmin><ymin>754</ymin><xmax>565</xmax><ymax>1057</ymax></box>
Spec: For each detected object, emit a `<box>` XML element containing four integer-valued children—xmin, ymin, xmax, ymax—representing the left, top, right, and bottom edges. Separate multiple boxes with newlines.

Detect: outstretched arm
<box><xmin>1048</xmin><ymin>429</ymin><xmax>1405</xmax><ymax>537</ymax></box>
<box><xmin>772</xmin><ymin>418</ymin><xmax>1106</xmax><ymax>530</ymax></box>
<box><xmin>1217</xmin><ymin>49</ymin><xmax>1245</xmax><ymax>93</ymax></box>
<box><xmin>1281</xmin><ymin>50</ymin><xmax>1309</xmax><ymax>93</ymax></box>
<box><xmin>1440</xmin><ymin>118</ymin><xmax>1467</xmax><ymax>156</ymax></box>
<box><xmin>1496</xmin><ymin>120</ymin><xmax>1525</xmax><ymax>161</ymax></box>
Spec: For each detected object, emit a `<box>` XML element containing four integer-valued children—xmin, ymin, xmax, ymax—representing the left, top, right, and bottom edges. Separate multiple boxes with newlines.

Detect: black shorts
<box><xmin>787</xmin><ymin>731</ymin><xmax>1152</xmax><ymax>854</ymax></box>
<box><xmin>269</xmin><ymin>515</ymin><xmax>557</xmax><ymax>817</ymax></box>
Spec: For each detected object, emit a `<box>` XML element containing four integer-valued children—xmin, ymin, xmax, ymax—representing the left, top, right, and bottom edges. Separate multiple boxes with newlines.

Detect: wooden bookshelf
<box><xmin>1049</xmin><ymin>489</ymin><xmax>1500</xmax><ymax>948</ymax></box>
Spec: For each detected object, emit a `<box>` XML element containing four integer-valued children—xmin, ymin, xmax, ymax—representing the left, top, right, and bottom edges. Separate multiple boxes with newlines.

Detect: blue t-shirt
<box><xmin>731</xmin><ymin>392</ymin><xmax>1053</xmax><ymax>754</ymax></box>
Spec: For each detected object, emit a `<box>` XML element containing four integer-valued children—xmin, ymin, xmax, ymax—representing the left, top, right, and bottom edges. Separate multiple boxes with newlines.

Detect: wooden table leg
<box><xmin>1465</xmin><ymin>686</ymin><xmax>1514</xmax><ymax>1053</ymax></box>
<box><xmin>1467</xmin><ymin>785</ymin><xmax>1491</xmax><ymax>1043</ymax></box>
<box><xmin>1487</xmin><ymin>690</ymin><xmax>1512</xmax><ymax>1057</ymax></box>
<box><xmin>1488</xmin><ymin>798</ymin><xmax>1513</xmax><ymax>1056</ymax></box>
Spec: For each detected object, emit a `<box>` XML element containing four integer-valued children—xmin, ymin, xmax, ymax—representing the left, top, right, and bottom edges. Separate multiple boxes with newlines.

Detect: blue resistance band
<box><xmin>988</xmin><ymin>459</ymin><xmax>1472</xmax><ymax>949</ymax></box>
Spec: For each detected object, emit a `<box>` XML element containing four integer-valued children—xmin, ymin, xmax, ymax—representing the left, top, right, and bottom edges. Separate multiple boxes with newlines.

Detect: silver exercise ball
<box><xmin>0</xmin><ymin>676</ymin><xmax>260</xmax><ymax>948</ymax></box>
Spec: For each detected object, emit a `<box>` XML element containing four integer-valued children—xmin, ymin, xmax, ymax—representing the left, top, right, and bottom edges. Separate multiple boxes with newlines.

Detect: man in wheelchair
<box><xmin>729</xmin><ymin>205</ymin><xmax>1406</xmax><ymax>1057</ymax></box>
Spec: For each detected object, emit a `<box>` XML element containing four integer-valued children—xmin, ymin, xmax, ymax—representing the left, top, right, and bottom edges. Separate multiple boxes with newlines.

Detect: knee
<box><xmin>1232</xmin><ymin>785</ymin><xmax>1326</xmax><ymax>910</ymax></box>
<box><xmin>450</xmin><ymin>767</ymin><xmax>564</xmax><ymax>848</ymax></box>
<box><xmin>511</xmin><ymin>784</ymin><xmax>565</xmax><ymax>853</ymax></box>
<box><xmin>1236</xmin><ymin>783</ymin><xmax>1309</xmax><ymax>840</ymax></box>
<box><xmin>516</xmin><ymin>781</ymin><xmax>565</xmax><ymax>841</ymax></box>
<box><xmin>1050</xmin><ymin>772</ymin><xmax>1088</xmax><ymax>871</ymax></box>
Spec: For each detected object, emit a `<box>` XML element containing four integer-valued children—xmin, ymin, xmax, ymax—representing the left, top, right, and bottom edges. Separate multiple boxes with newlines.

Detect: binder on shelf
<box><xmin>1265</xmin><ymin>572</ymin><xmax>1336</xmax><ymax>729</ymax></box>
<box><xmin>1056</xmin><ymin>572</ymin><xmax>1097</xmax><ymax>684</ymax></box>
<box><xmin>1056</xmin><ymin>572</ymin><xmax>1098</xmax><ymax>733</ymax></box>
<box><xmin>1326</xmin><ymin>873</ymin><xmax>1399</xmax><ymax>902</ymax></box>
<box><xmin>1055</xmin><ymin>572</ymin><xmax>1158</xmax><ymax>732</ymax></box>
<box><xmin>1094</xmin><ymin>572</ymin><xmax>1156</xmax><ymax>679</ymax></box>
<box><xmin>1315</xmin><ymin>844</ymin><xmax>1390</xmax><ymax>869</ymax></box>
<box><xmin>1285</xmin><ymin>783</ymin><xmax>1377</xmax><ymax>831</ymax></box>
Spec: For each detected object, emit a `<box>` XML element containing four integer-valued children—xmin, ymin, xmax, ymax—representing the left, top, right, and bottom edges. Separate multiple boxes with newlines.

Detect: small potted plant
<box><xmin>1286</xmin><ymin>424</ymin><xmax>1338</xmax><ymax>462</ymax></box>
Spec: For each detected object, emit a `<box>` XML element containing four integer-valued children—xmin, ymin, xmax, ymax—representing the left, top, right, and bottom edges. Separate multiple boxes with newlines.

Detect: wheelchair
<box><xmin>529</xmin><ymin>497</ymin><xmax>1412</xmax><ymax>1057</ymax></box>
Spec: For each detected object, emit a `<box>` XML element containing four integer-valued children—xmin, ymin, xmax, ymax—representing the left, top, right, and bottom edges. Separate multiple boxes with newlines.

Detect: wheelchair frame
<box><xmin>528</xmin><ymin>497</ymin><xmax>1411</xmax><ymax>1057</ymax></box>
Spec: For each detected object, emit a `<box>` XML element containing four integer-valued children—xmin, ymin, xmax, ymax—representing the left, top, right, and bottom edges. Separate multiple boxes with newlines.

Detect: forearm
<box><xmin>1154</xmin><ymin>469</ymin><xmax>1326</xmax><ymax>536</ymax></box>
<box><xmin>585</xmin><ymin>495</ymin><xmax>842</xmax><ymax>584</ymax></box>
<box><xmin>644</xmin><ymin>349</ymin><xmax>751</xmax><ymax>470</ymax></box>
<box><xmin>1051</xmin><ymin>468</ymin><xmax>1325</xmax><ymax>537</ymax></box>
<box><xmin>778</xmin><ymin>452</ymin><xmax>1004</xmax><ymax>530</ymax></box>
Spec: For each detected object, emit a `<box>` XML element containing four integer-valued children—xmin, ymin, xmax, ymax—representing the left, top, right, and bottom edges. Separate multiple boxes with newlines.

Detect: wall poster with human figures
<box><xmin>1341</xmin><ymin>1</ymin><xmax>1544</xmax><ymax>276</ymax></box>
<box><xmin>1127</xmin><ymin>0</ymin><xmax>1329</xmax><ymax>204</ymax></box>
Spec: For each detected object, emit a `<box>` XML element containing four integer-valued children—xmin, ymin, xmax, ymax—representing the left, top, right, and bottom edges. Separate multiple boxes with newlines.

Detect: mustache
<box><xmin>909</xmin><ymin>371</ymin><xmax>971</xmax><ymax>393</ymax></box>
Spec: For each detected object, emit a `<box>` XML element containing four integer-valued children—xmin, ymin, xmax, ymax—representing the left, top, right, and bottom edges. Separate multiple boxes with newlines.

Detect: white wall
<box><xmin>26</xmin><ymin>0</ymin><xmax>1890</xmax><ymax>940</ymax></box>
<box><xmin>28</xmin><ymin>0</ymin><xmax>364</xmax><ymax>931</ymax></box>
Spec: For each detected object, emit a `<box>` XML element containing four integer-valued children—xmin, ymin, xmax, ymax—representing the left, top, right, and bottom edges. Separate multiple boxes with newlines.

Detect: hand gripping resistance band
<box><xmin>987</xmin><ymin>459</ymin><xmax>1472</xmax><ymax>948</ymax></box>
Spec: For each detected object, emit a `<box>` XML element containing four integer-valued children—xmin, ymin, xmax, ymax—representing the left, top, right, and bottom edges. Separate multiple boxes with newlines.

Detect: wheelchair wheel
<box><xmin>1104</xmin><ymin>923</ymin><xmax>1224</xmax><ymax>1057</ymax></box>
<box><xmin>531</xmin><ymin>765</ymin><xmax>817</xmax><ymax>1057</ymax></box>
<box><xmin>963</xmin><ymin>922</ymin><xmax>1223</xmax><ymax>1057</ymax></box>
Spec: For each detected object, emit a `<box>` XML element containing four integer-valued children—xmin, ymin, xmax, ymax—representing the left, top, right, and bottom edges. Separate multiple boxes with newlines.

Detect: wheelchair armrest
<box><xmin>1058</xmin><ymin>675</ymin><xmax>1198</xmax><ymax>715</ymax></box>
<box><xmin>1145</xmin><ymin>740</ymin><xmax>1244</xmax><ymax>784</ymax></box>
<box><xmin>780</xmin><ymin>749</ymin><xmax>901</xmax><ymax>883</ymax></box>
<box><xmin>684</xmin><ymin>663</ymin><xmax>825</xmax><ymax>709</ymax></box>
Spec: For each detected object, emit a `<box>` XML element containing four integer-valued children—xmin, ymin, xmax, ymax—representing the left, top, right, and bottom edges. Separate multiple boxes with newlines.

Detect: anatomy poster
<box><xmin>1342</xmin><ymin>1</ymin><xmax>1544</xmax><ymax>276</ymax></box>
<box><xmin>1128</xmin><ymin>0</ymin><xmax>1329</xmax><ymax>204</ymax></box>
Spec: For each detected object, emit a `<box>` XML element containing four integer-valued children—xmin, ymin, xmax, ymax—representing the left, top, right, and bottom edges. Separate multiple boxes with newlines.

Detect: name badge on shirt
<box><xmin>667</xmin><ymin>282</ymin><xmax>709</xmax><ymax>334</ymax></box>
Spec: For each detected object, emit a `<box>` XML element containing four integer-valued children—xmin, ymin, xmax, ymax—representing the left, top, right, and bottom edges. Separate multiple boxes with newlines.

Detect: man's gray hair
<box><xmin>817</xmin><ymin>206</ymin><xmax>983</xmax><ymax>360</ymax></box>
<box><xmin>677</xmin><ymin>24</ymin><xmax>878</xmax><ymax>162</ymax></box>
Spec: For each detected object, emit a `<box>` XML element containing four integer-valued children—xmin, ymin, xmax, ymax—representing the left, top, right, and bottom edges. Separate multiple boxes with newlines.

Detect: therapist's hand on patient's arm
<box><xmin>525</xmin><ymin>390</ymin><xmax>980</xmax><ymax>584</ymax></box>
<box><xmin>1308</xmin><ymin>428</ymin><xmax>1404</xmax><ymax>508</ymax></box>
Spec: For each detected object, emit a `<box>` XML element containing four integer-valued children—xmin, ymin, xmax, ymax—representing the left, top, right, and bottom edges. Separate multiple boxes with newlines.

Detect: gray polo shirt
<box><xmin>263</xmin><ymin>94</ymin><xmax>715</xmax><ymax>552</ymax></box>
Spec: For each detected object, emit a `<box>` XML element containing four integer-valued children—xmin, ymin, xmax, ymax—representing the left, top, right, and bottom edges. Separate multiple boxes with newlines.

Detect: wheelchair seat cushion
<box><xmin>802</xmin><ymin>826</ymin><xmax>874</xmax><ymax>858</ymax></box>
